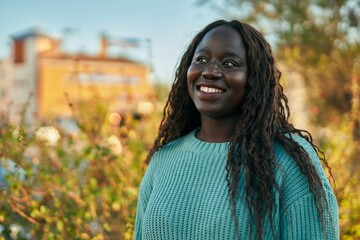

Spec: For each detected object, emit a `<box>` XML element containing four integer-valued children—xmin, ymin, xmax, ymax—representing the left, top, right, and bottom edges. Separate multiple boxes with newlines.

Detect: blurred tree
<box><xmin>197</xmin><ymin>0</ymin><xmax>360</xmax><ymax>124</ymax></box>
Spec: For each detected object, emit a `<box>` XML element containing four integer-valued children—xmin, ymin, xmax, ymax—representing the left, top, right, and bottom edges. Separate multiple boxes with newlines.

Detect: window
<box><xmin>14</xmin><ymin>79</ymin><xmax>27</xmax><ymax>88</ymax></box>
<box><xmin>14</xmin><ymin>40</ymin><xmax>25</xmax><ymax>64</ymax></box>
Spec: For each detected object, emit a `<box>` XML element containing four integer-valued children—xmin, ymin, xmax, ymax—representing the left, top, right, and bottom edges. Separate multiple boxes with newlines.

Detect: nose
<box><xmin>202</xmin><ymin>61</ymin><xmax>222</xmax><ymax>79</ymax></box>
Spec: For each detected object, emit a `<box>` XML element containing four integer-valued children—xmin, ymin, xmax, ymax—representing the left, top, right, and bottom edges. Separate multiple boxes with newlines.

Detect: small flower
<box><xmin>35</xmin><ymin>126</ymin><xmax>61</xmax><ymax>146</ymax></box>
<box><xmin>107</xmin><ymin>135</ymin><xmax>122</xmax><ymax>155</ymax></box>
<box><xmin>136</xmin><ymin>101</ymin><xmax>154</xmax><ymax>115</ymax></box>
<box><xmin>12</xmin><ymin>128</ymin><xmax>19</xmax><ymax>138</ymax></box>
<box><xmin>108</xmin><ymin>112</ymin><xmax>122</xmax><ymax>126</ymax></box>
<box><xmin>9</xmin><ymin>224</ymin><xmax>23</xmax><ymax>239</ymax></box>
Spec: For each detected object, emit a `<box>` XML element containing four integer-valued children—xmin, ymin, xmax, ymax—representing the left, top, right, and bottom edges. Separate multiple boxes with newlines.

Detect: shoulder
<box><xmin>152</xmin><ymin>133</ymin><xmax>191</xmax><ymax>158</ymax></box>
<box><xmin>273</xmin><ymin>133</ymin><xmax>334</xmax><ymax>202</ymax></box>
<box><xmin>146</xmin><ymin>132</ymin><xmax>193</xmax><ymax>172</ymax></box>
<box><xmin>138</xmin><ymin>136</ymin><xmax>188</xmax><ymax>191</ymax></box>
<box><xmin>273</xmin><ymin>133</ymin><xmax>323</xmax><ymax>174</ymax></box>
<box><xmin>274</xmin><ymin>135</ymin><xmax>339</xmax><ymax>238</ymax></box>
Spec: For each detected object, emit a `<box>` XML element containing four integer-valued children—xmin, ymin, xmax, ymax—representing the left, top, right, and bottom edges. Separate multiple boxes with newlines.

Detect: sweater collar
<box><xmin>182</xmin><ymin>128</ymin><xmax>230</xmax><ymax>153</ymax></box>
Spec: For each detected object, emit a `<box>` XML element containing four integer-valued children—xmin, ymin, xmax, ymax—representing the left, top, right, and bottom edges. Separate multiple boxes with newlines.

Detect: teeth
<box><xmin>200</xmin><ymin>86</ymin><xmax>223</xmax><ymax>93</ymax></box>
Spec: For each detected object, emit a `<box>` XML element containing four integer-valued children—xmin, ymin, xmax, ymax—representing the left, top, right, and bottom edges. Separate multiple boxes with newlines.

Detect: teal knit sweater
<box><xmin>134</xmin><ymin>130</ymin><xmax>339</xmax><ymax>239</ymax></box>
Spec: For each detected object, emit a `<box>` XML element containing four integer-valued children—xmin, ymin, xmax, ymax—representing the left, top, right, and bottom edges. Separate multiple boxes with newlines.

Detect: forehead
<box><xmin>195</xmin><ymin>25</ymin><xmax>246</xmax><ymax>56</ymax></box>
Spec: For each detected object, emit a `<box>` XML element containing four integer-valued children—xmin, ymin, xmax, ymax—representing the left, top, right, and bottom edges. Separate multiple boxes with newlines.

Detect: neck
<box><xmin>196</xmin><ymin>115</ymin><xmax>238</xmax><ymax>143</ymax></box>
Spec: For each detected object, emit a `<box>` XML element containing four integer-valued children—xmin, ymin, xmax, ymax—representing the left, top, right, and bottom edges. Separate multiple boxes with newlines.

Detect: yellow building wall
<box><xmin>37</xmin><ymin>57</ymin><xmax>152</xmax><ymax>118</ymax></box>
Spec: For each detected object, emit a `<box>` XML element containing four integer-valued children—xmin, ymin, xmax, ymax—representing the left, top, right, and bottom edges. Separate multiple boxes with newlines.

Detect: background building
<box><xmin>2</xmin><ymin>28</ymin><xmax>154</xmax><ymax>123</ymax></box>
<box><xmin>0</xmin><ymin>58</ymin><xmax>12</xmax><ymax>115</ymax></box>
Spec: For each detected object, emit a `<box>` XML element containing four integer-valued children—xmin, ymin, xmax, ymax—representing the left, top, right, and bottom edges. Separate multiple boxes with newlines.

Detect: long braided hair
<box><xmin>146</xmin><ymin>20</ymin><xmax>332</xmax><ymax>239</ymax></box>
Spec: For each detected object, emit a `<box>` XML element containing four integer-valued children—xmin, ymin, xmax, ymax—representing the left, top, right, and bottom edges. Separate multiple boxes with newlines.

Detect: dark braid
<box><xmin>146</xmin><ymin>20</ymin><xmax>333</xmax><ymax>239</ymax></box>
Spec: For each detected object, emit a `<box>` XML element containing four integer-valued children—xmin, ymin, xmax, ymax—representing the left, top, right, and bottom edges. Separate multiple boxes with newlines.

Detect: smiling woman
<box><xmin>187</xmin><ymin>25</ymin><xmax>248</xmax><ymax>132</ymax></box>
<box><xmin>134</xmin><ymin>20</ymin><xmax>339</xmax><ymax>240</ymax></box>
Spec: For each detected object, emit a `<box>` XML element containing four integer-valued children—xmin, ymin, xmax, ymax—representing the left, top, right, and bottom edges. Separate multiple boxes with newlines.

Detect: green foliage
<box><xmin>318</xmin><ymin>113</ymin><xmax>360</xmax><ymax>239</ymax></box>
<box><xmin>0</xmin><ymin>93</ymin><xmax>162</xmax><ymax>239</ymax></box>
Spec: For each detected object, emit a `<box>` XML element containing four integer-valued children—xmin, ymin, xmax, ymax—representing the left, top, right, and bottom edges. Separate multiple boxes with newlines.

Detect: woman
<box><xmin>134</xmin><ymin>20</ymin><xmax>339</xmax><ymax>240</ymax></box>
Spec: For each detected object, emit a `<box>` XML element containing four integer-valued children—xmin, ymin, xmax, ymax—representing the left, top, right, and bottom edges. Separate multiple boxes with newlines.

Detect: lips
<box><xmin>195</xmin><ymin>82</ymin><xmax>226</xmax><ymax>100</ymax></box>
<box><xmin>196</xmin><ymin>83</ymin><xmax>226</xmax><ymax>92</ymax></box>
<box><xmin>199</xmin><ymin>86</ymin><xmax>224</xmax><ymax>93</ymax></box>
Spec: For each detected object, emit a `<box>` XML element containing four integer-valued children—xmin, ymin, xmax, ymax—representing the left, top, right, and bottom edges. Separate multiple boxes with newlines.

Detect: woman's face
<box><xmin>187</xmin><ymin>25</ymin><xmax>248</xmax><ymax>120</ymax></box>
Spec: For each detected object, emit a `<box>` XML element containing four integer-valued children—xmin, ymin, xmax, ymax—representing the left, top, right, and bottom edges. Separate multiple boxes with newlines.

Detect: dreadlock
<box><xmin>146</xmin><ymin>20</ymin><xmax>333</xmax><ymax>239</ymax></box>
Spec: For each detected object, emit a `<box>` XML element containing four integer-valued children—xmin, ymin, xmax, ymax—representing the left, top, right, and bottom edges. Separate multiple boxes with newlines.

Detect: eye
<box><xmin>223</xmin><ymin>60</ymin><xmax>238</xmax><ymax>67</ymax></box>
<box><xmin>195</xmin><ymin>56</ymin><xmax>208</xmax><ymax>63</ymax></box>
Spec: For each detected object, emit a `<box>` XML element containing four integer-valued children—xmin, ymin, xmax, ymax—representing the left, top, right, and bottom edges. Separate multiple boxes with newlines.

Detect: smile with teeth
<box><xmin>199</xmin><ymin>86</ymin><xmax>224</xmax><ymax>93</ymax></box>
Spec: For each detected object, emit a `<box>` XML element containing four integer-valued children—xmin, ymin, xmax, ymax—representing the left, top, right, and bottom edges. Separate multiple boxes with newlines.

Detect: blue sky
<box><xmin>0</xmin><ymin>0</ymin><xmax>223</xmax><ymax>82</ymax></box>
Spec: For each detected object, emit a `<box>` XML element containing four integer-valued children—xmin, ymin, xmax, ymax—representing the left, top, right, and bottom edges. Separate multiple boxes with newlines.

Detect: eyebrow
<box><xmin>194</xmin><ymin>47</ymin><xmax>245</xmax><ymax>60</ymax></box>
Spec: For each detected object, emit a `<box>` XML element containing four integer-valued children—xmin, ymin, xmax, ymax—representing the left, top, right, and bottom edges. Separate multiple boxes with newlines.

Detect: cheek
<box><xmin>235</xmin><ymin>72</ymin><xmax>248</xmax><ymax>88</ymax></box>
<box><xmin>232</xmin><ymin>73</ymin><xmax>248</xmax><ymax>99</ymax></box>
<box><xmin>186</xmin><ymin>64</ymin><xmax>201</xmax><ymax>86</ymax></box>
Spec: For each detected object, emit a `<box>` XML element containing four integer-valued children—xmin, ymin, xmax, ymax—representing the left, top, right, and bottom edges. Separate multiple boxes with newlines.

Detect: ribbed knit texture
<box><xmin>134</xmin><ymin>129</ymin><xmax>339</xmax><ymax>240</ymax></box>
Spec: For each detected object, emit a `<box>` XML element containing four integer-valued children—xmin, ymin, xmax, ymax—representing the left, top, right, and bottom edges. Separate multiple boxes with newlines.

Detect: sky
<box><xmin>0</xmin><ymin>0</ymin><xmax>223</xmax><ymax>83</ymax></box>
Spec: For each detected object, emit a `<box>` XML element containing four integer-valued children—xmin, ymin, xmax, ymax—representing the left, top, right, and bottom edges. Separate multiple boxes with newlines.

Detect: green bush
<box><xmin>318</xmin><ymin>114</ymin><xmax>360</xmax><ymax>239</ymax></box>
<box><xmin>0</xmin><ymin>94</ymin><xmax>162</xmax><ymax>239</ymax></box>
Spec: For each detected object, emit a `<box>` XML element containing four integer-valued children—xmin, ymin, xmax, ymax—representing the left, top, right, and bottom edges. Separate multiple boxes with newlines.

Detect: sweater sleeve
<box><xmin>280</xmin><ymin>191</ymin><xmax>339</xmax><ymax>239</ymax></box>
<box><xmin>279</xmin><ymin>135</ymin><xmax>339</xmax><ymax>240</ymax></box>
<box><xmin>134</xmin><ymin>158</ymin><xmax>157</xmax><ymax>240</ymax></box>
